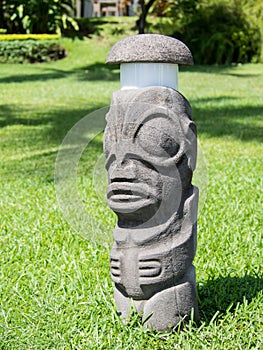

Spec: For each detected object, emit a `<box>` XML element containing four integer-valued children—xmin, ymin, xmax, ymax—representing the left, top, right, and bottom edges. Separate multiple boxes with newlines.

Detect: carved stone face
<box><xmin>104</xmin><ymin>87</ymin><xmax>196</xmax><ymax>227</ymax></box>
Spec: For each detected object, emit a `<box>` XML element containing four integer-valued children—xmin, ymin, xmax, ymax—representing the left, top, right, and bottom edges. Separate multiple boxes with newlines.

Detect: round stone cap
<box><xmin>106</xmin><ymin>34</ymin><xmax>193</xmax><ymax>65</ymax></box>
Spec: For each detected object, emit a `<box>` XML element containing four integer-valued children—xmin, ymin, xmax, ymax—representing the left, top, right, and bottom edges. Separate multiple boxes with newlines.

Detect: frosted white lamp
<box><xmin>120</xmin><ymin>63</ymin><xmax>178</xmax><ymax>90</ymax></box>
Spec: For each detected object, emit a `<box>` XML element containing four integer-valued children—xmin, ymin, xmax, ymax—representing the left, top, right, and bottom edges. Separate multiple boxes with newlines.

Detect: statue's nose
<box><xmin>110</xmin><ymin>158</ymin><xmax>137</xmax><ymax>182</ymax></box>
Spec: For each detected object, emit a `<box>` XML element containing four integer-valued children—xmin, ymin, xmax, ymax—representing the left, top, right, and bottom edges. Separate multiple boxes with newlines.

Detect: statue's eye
<box><xmin>135</xmin><ymin>116</ymin><xmax>180</xmax><ymax>158</ymax></box>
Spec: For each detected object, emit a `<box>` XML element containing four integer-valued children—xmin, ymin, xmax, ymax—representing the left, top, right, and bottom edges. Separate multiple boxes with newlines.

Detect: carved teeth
<box><xmin>107</xmin><ymin>182</ymin><xmax>158</xmax><ymax>200</ymax></box>
<box><xmin>109</xmin><ymin>194</ymin><xmax>142</xmax><ymax>202</ymax></box>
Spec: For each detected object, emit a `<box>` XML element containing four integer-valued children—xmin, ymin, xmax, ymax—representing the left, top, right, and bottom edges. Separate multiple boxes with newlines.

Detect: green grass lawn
<box><xmin>0</xmin><ymin>29</ymin><xmax>263</xmax><ymax>349</ymax></box>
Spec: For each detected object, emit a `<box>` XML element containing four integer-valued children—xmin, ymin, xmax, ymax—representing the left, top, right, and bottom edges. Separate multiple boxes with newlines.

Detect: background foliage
<box><xmin>165</xmin><ymin>0</ymin><xmax>262</xmax><ymax>64</ymax></box>
<box><xmin>1</xmin><ymin>0</ymin><xmax>262</xmax><ymax>64</ymax></box>
<box><xmin>0</xmin><ymin>0</ymin><xmax>77</xmax><ymax>34</ymax></box>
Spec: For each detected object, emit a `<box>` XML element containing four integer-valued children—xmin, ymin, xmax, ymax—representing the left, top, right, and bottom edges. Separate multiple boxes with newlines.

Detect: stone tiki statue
<box><xmin>104</xmin><ymin>35</ymin><xmax>199</xmax><ymax>331</ymax></box>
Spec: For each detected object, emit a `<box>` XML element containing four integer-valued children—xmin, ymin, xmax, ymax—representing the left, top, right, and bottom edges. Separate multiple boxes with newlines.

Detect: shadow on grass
<box><xmin>180</xmin><ymin>65</ymin><xmax>263</xmax><ymax>77</ymax></box>
<box><xmin>0</xmin><ymin>71</ymin><xmax>67</xmax><ymax>84</ymax></box>
<box><xmin>73</xmin><ymin>63</ymin><xmax>119</xmax><ymax>81</ymax></box>
<box><xmin>192</xmin><ymin>103</ymin><xmax>263</xmax><ymax>142</ymax></box>
<box><xmin>1</xmin><ymin>64</ymin><xmax>260</xmax><ymax>84</ymax></box>
<box><xmin>0</xmin><ymin>104</ymin><xmax>90</xmax><ymax>130</ymax></box>
<box><xmin>1</xmin><ymin>97</ymin><xmax>262</xmax><ymax>143</ymax></box>
<box><xmin>1</xmin><ymin>103</ymin><xmax>106</xmax><ymax>184</ymax></box>
<box><xmin>0</xmin><ymin>103</ymin><xmax>107</xmax><ymax>145</ymax></box>
<box><xmin>198</xmin><ymin>274</ymin><xmax>263</xmax><ymax>322</ymax></box>
<box><xmin>0</xmin><ymin>63</ymin><xmax>119</xmax><ymax>83</ymax></box>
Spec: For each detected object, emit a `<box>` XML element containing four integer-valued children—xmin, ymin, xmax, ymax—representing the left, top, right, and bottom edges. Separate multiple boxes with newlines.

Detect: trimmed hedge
<box><xmin>0</xmin><ymin>40</ymin><xmax>66</xmax><ymax>63</ymax></box>
<box><xmin>0</xmin><ymin>34</ymin><xmax>60</xmax><ymax>41</ymax></box>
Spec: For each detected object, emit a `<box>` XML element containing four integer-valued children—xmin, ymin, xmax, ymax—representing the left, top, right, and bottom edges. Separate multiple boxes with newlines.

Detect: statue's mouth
<box><xmin>107</xmin><ymin>181</ymin><xmax>159</xmax><ymax>212</ymax></box>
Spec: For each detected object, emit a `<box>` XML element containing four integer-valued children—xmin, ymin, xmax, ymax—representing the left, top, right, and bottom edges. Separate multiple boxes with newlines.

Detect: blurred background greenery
<box><xmin>0</xmin><ymin>0</ymin><xmax>262</xmax><ymax>64</ymax></box>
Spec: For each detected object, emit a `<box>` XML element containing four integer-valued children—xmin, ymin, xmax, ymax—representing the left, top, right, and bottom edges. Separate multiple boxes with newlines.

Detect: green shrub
<box><xmin>172</xmin><ymin>1</ymin><xmax>262</xmax><ymax>64</ymax></box>
<box><xmin>0</xmin><ymin>40</ymin><xmax>66</xmax><ymax>63</ymax></box>
<box><xmin>61</xmin><ymin>17</ymin><xmax>108</xmax><ymax>39</ymax></box>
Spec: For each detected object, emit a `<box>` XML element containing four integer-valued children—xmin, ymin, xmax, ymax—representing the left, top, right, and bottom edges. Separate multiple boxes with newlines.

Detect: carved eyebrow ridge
<box><xmin>133</xmin><ymin>113</ymin><xmax>173</xmax><ymax>140</ymax></box>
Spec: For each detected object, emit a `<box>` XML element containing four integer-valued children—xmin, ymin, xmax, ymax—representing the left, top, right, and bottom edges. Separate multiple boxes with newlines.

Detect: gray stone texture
<box><xmin>104</xmin><ymin>86</ymin><xmax>199</xmax><ymax>331</ymax></box>
<box><xmin>106</xmin><ymin>34</ymin><xmax>194</xmax><ymax>65</ymax></box>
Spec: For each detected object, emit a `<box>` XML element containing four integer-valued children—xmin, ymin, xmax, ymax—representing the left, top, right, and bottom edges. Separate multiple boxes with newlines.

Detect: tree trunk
<box><xmin>0</xmin><ymin>0</ymin><xmax>5</xmax><ymax>29</ymax></box>
<box><xmin>136</xmin><ymin>0</ymin><xmax>156</xmax><ymax>34</ymax></box>
<box><xmin>81</xmin><ymin>0</ymin><xmax>85</xmax><ymax>17</ymax></box>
